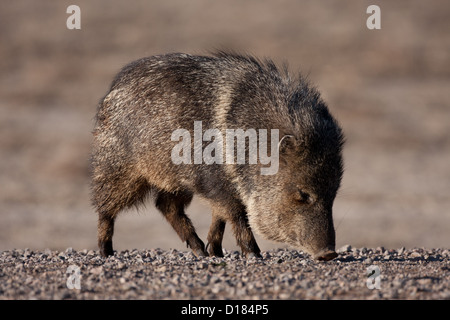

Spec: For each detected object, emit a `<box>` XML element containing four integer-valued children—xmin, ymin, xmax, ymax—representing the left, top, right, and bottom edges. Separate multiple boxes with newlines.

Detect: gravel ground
<box><xmin>0</xmin><ymin>246</ymin><xmax>449</xmax><ymax>300</ymax></box>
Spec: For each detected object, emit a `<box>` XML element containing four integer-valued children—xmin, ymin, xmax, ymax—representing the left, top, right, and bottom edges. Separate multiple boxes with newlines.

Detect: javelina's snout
<box><xmin>313</xmin><ymin>247</ymin><xmax>338</xmax><ymax>261</ymax></box>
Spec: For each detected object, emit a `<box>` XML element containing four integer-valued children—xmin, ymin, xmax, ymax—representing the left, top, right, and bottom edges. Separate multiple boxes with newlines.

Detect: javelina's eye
<box><xmin>295</xmin><ymin>190</ymin><xmax>313</xmax><ymax>205</ymax></box>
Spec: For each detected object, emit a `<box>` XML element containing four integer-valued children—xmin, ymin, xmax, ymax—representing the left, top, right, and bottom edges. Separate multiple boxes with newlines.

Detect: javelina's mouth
<box><xmin>313</xmin><ymin>249</ymin><xmax>338</xmax><ymax>261</ymax></box>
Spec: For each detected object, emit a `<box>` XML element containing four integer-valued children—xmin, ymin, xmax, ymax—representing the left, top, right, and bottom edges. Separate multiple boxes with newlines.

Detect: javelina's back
<box><xmin>91</xmin><ymin>52</ymin><xmax>344</xmax><ymax>260</ymax></box>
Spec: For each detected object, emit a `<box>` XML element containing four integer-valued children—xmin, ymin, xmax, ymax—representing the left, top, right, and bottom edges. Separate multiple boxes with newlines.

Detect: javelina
<box><xmin>91</xmin><ymin>52</ymin><xmax>344</xmax><ymax>261</ymax></box>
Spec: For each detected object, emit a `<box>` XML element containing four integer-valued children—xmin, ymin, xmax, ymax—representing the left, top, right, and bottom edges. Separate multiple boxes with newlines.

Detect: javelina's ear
<box><xmin>278</xmin><ymin>134</ymin><xmax>296</xmax><ymax>154</ymax></box>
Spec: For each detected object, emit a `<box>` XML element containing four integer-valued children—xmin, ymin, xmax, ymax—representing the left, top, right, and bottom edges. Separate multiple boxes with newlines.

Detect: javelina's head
<box><xmin>246</xmin><ymin>90</ymin><xmax>344</xmax><ymax>261</ymax></box>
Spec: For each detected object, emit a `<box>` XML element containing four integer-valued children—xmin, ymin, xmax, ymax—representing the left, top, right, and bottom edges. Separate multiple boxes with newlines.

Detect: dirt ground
<box><xmin>1</xmin><ymin>248</ymin><xmax>449</xmax><ymax>300</ymax></box>
<box><xmin>0</xmin><ymin>1</ymin><xmax>449</xmax><ymax>254</ymax></box>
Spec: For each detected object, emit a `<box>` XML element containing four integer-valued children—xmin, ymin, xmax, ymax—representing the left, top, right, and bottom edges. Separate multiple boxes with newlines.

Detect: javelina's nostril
<box><xmin>315</xmin><ymin>250</ymin><xmax>338</xmax><ymax>261</ymax></box>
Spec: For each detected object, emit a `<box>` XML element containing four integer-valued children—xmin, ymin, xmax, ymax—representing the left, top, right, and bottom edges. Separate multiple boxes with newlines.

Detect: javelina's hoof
<box><xmin>191</xmin><ymin>247</ymin><xmax>208</xmax><ymax>258</ymax></box>
<box><xmin>206</xmin><ymin>242</ymin><xmax>225</xmax><ymax>257</ymax></box>
<box><xmin>314</xmin><ymin>250</ymin><xmax>338</xmax><ymax>261</ymax></box>
<box><xmin>187</xmin><ymin>238</ymin><xmax>208</xmax><ymax>258</ymax></box>
<box><xmin>189</xmin><ymin>242</ymin><xmax>208</xmax><ymax>258</ymax></box>
<box><xmin>99</xmin><ymin>240</ymin><xmax>114</xmax><ymax>257</ymax></box>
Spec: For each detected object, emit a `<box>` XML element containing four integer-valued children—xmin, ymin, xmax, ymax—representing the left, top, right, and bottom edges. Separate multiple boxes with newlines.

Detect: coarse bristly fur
<box><xmin>90</xmin><ymin>51</ymin><xmax>344</xmax><ymax>261</ymax></box>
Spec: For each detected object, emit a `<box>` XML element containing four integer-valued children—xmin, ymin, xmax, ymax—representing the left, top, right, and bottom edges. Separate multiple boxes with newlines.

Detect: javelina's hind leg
<box><xmin>206</xmin><ymin>214</ymin><xmax>226</xmax><ymax>257</ymax></box>
<box><xmin>93</xmin><ymin>171</ymin><xmax>151</xmax><ymax>257</ymax></box>
<box><xmin>155</xmin><ymin>190</ymin><xmax>207</xmax><ymax>257</ymax></box>
<box><xmin>98</xmin><ymin>214</ymin><xmax>115</xmax><ymax>257</ymax></box>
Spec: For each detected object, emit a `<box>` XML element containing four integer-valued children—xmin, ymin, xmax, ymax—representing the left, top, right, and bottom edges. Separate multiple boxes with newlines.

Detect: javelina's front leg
<box><xmin>210</xmin><ymin>202</ymin><xmax>261</xmax><ymax>258</ymax></box>
<box><xmin>231</xmin><ymin>213</ymin><xmax>261</xmax><ymax>258</ymax></box>
<box><xmin>206</xmin><ymin>214</ymin><xmax>226</xmax><ymax>257</ymax></box>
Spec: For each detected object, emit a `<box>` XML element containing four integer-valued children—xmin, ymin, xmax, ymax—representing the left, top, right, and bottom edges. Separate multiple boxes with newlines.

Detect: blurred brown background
<box><xmin>1</xmin><ymin>0</ymin><xmax>449</xmax><ymax>252</ymax></box>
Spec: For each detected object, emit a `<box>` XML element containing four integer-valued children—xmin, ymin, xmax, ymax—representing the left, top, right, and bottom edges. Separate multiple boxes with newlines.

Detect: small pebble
<box><xmin>338</xmin><ymin>244</ymin><xmax>352</xmax><ymax>253</ymax></box>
